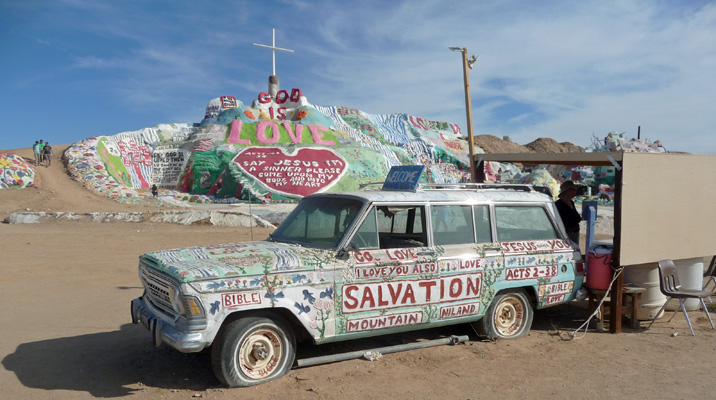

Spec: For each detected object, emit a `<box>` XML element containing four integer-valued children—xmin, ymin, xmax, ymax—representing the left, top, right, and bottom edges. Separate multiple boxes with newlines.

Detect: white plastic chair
<box><xmin>647</xmin><ymin>259</ymin><xmax>715</xmax><ymax>336</ymax></box>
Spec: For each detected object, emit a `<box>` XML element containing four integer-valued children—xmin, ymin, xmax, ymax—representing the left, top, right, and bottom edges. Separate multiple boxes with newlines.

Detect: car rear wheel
<box><xmin>211</xmin><ymin>315</ymin><xmax>296</xmax><ymax>387</ymax></box>
<box><xmin>474</xmin><ymin>290</ymin><xmax>533</xmax><ymax>340</ymax></box>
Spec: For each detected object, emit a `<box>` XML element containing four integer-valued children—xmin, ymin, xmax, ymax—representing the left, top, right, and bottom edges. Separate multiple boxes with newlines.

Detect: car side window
<box><xmin>473</xmin><ymin>205</ymin><xmax>492</xmax><ymax>243</ymax></box>
<box><xmin>431</xmin><ymin>205</ymin><xmax>475</xmax><ymax>245</ymax></box>
<box><xmin>376</xmin><ymin>206</ymin><xmax>426</xmax><ymax>248</ymax></box>
<box><xmin>352</xmin><ymin>207</ymin><xmax>379</xmax><ymax>248</ymax></box>
<box><xmin>495</xmin><ymin>206</ymin><xmax>559</xmax><ymax>241</ymax></box>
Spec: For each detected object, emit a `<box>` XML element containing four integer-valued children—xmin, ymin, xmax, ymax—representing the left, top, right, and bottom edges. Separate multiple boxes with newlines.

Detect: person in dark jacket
<box><xmin>555</xmin><ymin>180</ymin><xmax>582</xmax><ymax>245</ymax></box>
<box><xmin>42</xmin><ymin>142</ymin><xmax>53</xmax><ymax>167</ymax></box>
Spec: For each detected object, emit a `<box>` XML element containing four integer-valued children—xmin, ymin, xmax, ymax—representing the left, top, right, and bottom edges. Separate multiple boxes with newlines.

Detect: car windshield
<box><xmin>270</xmin><ymin>196</ymin><xmax>364</xmax><ymax>249</ymax></box>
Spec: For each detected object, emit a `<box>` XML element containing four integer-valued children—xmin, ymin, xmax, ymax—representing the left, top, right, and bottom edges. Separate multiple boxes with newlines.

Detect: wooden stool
<box><xmin>588</xmin><ymin>286</ymin><xmax>645</xmax><ymax>331</ymax></box>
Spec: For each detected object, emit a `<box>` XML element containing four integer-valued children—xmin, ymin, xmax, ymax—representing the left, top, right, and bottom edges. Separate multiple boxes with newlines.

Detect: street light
<box><xmin>449</xmin><ymin>46</ymin><xmax>479</xmax><ymax>182</ymax></box>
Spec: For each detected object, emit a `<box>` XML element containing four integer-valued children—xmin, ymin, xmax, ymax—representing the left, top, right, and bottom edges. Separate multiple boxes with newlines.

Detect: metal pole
<box><xmin>248</xmin><ymin>191</ymin><xmax>254</xmax><ymax>241</ymax></box>
<box><xmin>460</xmin><ymin>48</ymin><xmax>477</xmax><ymax>183</ymax></box>
<box><xmin>272</xmin><ymin>28</ymin><xmax>276</xmax><ymax>76</ymax></box>
<box><xmin>295</xmin><ymin>335</ymin><xmax>468</xmax><ymax>368</ymax></box>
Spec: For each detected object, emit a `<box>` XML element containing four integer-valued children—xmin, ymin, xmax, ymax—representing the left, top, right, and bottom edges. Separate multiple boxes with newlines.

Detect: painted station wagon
<box><xmin>131</xmin><ymin>179</ymin><xmax>584</xmax><ymax>387</ymax></box>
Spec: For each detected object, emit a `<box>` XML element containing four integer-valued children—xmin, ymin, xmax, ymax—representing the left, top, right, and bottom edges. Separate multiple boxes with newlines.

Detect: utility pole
<box><xmin>449</xmin><ymin>47</ymin><xmax>479</xmax><ymax>182</ymax></box>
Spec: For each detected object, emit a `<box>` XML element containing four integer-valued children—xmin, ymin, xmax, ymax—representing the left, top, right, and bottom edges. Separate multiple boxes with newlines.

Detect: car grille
<box><xmin>139</xmin><ymin>262</ymin><xmax>176</xmax><ymax>316</ymax></box>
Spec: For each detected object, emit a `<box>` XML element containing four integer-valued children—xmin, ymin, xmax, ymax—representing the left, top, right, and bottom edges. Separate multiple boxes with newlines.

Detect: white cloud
<box><xmin>3</xmin><ymin>0</ymin><xmax>715</xmax><ymax>154</ymax></box>
<box><xmin>296</xmin><ymin>0</ymin><xmax>716</xmax><ymax>153</ymax></box>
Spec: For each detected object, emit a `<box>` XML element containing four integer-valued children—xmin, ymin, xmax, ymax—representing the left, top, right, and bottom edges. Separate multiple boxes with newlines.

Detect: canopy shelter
<box><xmin>476</xmin><ymin>152</ymin><xmax>716</xmax><ymax>333</ymax></box>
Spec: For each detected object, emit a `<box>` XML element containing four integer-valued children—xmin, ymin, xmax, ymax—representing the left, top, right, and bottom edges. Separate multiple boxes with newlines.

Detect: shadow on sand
<box><xmin>2</xmin><ymin>324</ymin><xmax>217</xmax><ymax>397</ymax></box>
<box><xmin>2</xmin><ymin>303</ymin><xmax>593</xmax><ymax>397</ymax></box>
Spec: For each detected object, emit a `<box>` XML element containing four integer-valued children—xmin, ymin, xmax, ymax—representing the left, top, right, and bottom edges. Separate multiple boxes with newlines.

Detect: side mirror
<box><xmin>337</xmin><ymin>242</ymin><xmax>360</xmax><ymax>259</ymax></box>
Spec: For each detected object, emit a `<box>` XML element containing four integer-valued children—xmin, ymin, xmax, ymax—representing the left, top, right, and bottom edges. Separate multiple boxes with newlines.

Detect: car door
<box><xmin>430</xmin><ymin>204</ymin><xmax>501</xmax><ymax>321</ymax></box>
<box><xmin>493</xmin><ymin>204</ymin><xmax>578</xmax><ymax>308</ymax></box>
<box><xmin>336</xmin><ymin>204</ymin><xmax>434</xmax><ymax>337</ymax></box>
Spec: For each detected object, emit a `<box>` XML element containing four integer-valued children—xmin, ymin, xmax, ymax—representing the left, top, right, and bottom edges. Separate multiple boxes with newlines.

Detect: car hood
<box><xmin>140</xmin><ymin>241</ymin><xmax>336</xmax><ymax>283</ymax></box>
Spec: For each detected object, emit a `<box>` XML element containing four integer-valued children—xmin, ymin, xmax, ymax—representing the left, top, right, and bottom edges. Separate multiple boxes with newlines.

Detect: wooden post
<box><xmin>459</xmin><ymin>49</ymin><xmax>477</xmax><ymax>183</ymax></box>
<box><xmin>610</xmin><ymin>163</ymin><xmax>624</xmax><ymax>333</ymax></box>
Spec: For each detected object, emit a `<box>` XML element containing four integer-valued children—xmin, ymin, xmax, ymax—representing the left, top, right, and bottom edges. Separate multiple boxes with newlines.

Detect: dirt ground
<box><xmin>2</xmin><ymin>146</ymin><xmax>716</xmax><ymax>399</ymax></box>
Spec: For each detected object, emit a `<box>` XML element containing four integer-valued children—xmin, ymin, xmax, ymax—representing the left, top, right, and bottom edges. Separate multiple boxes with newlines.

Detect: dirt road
<box><xmin>0</xmin><ymin>145</ymin><xmax>167</xmax><ymax>220</ymax></box>
<box><xmin>1</xmin><ymin>146</ymin><xmax>715</xmax><ymax>399</ymax></box>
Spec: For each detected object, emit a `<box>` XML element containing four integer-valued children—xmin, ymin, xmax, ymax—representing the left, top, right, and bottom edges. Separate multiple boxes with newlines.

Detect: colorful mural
<box><xmin>138</xmin><ymin>235</ymin><xmax>577</xmax><ymax>343</ymax></box>
<box><xmin>233</xmin><ymin>147</ymin><xmax>347</xmax><ymax>197</ymax></box>
<box><xmin>65</xmin><ymin>91</ymin><xmax>472</xmax><ymax>203</ymax></box>
<box><xmin>0</xmin><ymin>153</ymin><xmax>35</xmax><ymax>189</ymax></box>
<box><xmin>65</xmin><ymin>137</ymin><xmax>159</xmax><ymax>203</ymax></box>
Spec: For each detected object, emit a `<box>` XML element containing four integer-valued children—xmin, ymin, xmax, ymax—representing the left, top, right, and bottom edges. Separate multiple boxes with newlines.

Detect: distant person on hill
<box><xmin>151</xmin><ymin>184</ymin><xmax>158</xmax><ymax>197</ymax></box>
<box><xmin>33</xmin><ymin>141</ymin><xmax>41</xmax><ymax>165</ymax></box>
<box><xmin>555</xmin><ymin>180</ymin><xmax>582</xmax><ymax>245</ymax></box>
<box><xmin>42</xmin><ymin>143</ymin><xmax>54</xmax><ymax>167</ymax></box>
<box><xmin>38</xmin><ymin>140</ymin><xmax>46</xmax><ymax>165</ymax></box>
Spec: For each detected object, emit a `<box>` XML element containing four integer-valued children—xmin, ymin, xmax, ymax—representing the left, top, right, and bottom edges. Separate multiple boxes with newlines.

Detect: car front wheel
<box><xmin>211</xmin><ymin>315</ymin><xmax>296</xmax><ymax>387</ymax></box>
<box><xmin>474</xmin><ymin>290</ymin><xmax>533</xmax><ymax>340</ymax></box>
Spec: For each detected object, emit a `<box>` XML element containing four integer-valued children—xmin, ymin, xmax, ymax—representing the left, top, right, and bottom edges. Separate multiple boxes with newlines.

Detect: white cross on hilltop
<box><xmin>253</xmin><ymin>28</ymin><xmax>294</xmax><ymax>76</ymax></box>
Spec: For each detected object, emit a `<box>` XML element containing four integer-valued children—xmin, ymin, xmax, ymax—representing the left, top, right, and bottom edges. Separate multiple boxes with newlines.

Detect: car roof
<box><xmin>308</xmin><ymin>184</ymin><xmax>554</xmax><ymax>204</ymax></box>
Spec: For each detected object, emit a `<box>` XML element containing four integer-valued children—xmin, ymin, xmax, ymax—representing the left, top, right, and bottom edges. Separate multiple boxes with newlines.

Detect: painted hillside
<box><xmin>0</xmin><ymin>154</ymin><xmax>35</xmax><ymax>189</ymax></box>
<box><xmin>64</xmin><ymin>89</ymin><xmax>472</xmax><ymax>203</ymax></box>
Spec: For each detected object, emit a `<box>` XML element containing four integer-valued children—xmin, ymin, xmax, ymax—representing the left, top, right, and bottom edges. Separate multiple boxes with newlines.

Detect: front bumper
<box><xmin>131</xmin><ymin>296</ymin><xmax>207</xmax><ymax>353</ymax></box>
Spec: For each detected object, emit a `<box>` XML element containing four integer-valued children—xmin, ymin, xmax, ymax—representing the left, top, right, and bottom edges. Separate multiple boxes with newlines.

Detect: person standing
<box><xmin>555</xmin><ymin>180</ymin><xmax>582</xmax><ymax>245</ymax></box>
<box><xmin>42</xmin><ymin>142</ymin><xmax>54</xmax><ymax>167</ymax></box>
<box><xmin>33</xmin><ymin>141</ymin><xmax>41</xmax><ymax>165</ymax></box>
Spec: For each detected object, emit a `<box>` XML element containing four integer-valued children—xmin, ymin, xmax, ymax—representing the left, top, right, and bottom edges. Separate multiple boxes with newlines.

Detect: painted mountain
<box><xmin>65</xmin><ymin>89</ymin><xmax>471</xmax><ymax>203</ymax></box>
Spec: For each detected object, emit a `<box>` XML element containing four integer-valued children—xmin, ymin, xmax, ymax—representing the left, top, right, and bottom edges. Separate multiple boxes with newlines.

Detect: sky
<box><xmin>2</xmin><ymin>0</ymin><xmax>715</xmax><ymax>154</ymax></box>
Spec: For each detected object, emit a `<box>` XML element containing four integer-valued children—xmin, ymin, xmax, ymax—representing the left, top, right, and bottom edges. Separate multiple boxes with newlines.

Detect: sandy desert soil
<box><xmin>2</xmin><ymin>146</ymin><xmax>716</xmax><ymax>399</ymax></box>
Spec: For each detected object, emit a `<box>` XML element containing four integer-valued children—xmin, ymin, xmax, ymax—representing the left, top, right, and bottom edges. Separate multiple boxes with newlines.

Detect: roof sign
<box><xmin>382</xmin><ymin>165</ymin><xmax>426</xmax><ymax>191</ymax></box>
